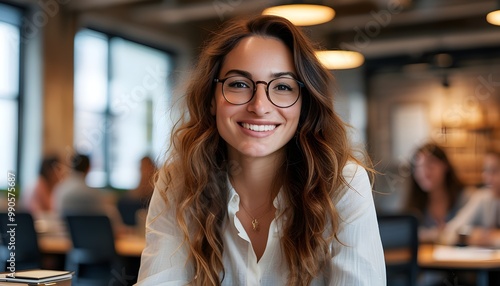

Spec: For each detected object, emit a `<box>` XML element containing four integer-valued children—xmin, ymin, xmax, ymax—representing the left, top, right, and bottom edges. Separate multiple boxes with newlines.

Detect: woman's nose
<box><xmin>246</xmin><ymin>84</ymin><xmax>273</xmax><ymax>115</ymax></box>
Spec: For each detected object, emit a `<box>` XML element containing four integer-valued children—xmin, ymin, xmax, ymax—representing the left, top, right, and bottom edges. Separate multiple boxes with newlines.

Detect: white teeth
<box><xmin>242</xmin><ymin>123</ymin><xmax>277</xmax><ymax>132</ymax></box>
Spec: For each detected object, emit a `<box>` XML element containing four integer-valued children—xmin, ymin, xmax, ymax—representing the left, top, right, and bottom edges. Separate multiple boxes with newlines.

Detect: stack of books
<box><xmin>0</xmin><ymin>270</ymin><xmax>73</xmax><ymax>285</ymax></box>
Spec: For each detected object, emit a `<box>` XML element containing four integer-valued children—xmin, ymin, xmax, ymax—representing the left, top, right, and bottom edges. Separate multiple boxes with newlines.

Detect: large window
<box><xmin>0</xmin><ymin>4</ymin><xmax>21</xmax><ymax>189</ymax></box>
<box><xmin>74</xmin><ymin>29</ymin><xmax>172</xmax><ymax>189</ymax></box>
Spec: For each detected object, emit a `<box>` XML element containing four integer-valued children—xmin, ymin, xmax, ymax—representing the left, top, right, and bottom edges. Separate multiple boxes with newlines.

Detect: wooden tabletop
<box><xmin>39</xmin><ymin>236</ymin><xmax>500</xmax><ymax>271</ymax></box>
<box><xmin>418</xmin><ymin>244</ymin><xmax>500</xmax><ymax>269</ymax></box>
<box><xmin>384</xmin><ymin>248</ymin><xmax>412</xmax><ymax>265</ymax></box>
<box><xmin>385</xmin><ymin>244</ymin><xmax>500</xmax><ymax>269</ymax></box>
<box><xmin>38</xmin><ymin>233</ymin><xmax>146</xmax><ymax>257</ymax></box>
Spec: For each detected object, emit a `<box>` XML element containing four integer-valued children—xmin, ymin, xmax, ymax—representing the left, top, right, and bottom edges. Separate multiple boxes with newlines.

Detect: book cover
<box><xmin>0</xmin><ymin>270</ymin><xmax>73</xmax><ymax>284</ymax></box>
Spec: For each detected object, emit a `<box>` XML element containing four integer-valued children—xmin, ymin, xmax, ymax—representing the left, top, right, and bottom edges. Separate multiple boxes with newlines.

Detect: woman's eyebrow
<box><xmin>223</xmin><ymin>70</ymin><xmax>298</xmax><ymax>79</ymax></box>
<box><xmin>272</xmin><ymin>71</ymin><xmax>297</xmax><ymax>78</ymax></box>
<box><xmin>223</xmin><ymin>69</ymin><xmax>252</xmax><ymax>78</ymax></box>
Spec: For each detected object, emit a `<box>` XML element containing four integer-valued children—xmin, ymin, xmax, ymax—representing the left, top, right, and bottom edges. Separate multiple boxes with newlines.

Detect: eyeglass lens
<box><xmin>221</xmin><ymin>76</ymin><xmax>300</xmax><ymax>108</ymax></box>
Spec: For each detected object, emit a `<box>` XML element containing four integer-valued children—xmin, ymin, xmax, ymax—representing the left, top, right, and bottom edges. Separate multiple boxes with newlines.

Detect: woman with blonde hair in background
<box><xmin>137</xmin><ymin>15</ymin><xmax>385</xmax><ymax>286</ymax></box>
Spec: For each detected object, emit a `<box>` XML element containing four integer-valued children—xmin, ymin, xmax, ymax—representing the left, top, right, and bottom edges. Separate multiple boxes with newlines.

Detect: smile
<box><xmin>241</xmin><ymin>123</ymin><xmax>277</xmax><ymax>132</ymax></box>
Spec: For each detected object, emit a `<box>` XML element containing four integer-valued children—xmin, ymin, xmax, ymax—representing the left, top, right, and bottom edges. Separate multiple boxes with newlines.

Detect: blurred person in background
<box><xmin>53</xmin><ymin>153</ymin><xmax>129</xmax><ymax>234</ymax></box>
<box><xmin>117</xmin><ymin>156</ymin><xmax>156</xmax><ymax>226</ymax></box>
<box><xmin>405</xmin><ymin>142</ymin><xmax>472</xmax><ymax>243</ymax></box>
<box><xmin>442</xmin><ymin>148</ymin><xmax>500</xmax><ymax>247</ymax></box>
<box><xmin>22</xmin><ymin>155</ymin><xmax>64</xmax><ymax>218</ymax></box>
<box><xmin>52</xmin><ymin>153</ymin><xmax>106</xmax><ymax>215</ymax></box>
<box><xmin>127</xmin><ymin>156</ymin><xmax>156</xmax><ymax>204</ymax></box>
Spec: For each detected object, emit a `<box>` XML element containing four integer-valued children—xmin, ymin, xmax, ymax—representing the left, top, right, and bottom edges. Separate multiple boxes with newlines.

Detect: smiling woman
<box><xmin>136</xmin><ymin>15</ymin><xmax>385</xmax><ymax>286</ymax></box>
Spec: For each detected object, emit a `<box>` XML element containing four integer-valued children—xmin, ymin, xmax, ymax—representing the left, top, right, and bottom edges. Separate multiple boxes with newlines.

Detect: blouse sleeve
<box><xmin>327</xmin><ymin>163</ymin><xmax>386</xmax><ymax>285</ymax></box>
<box><xmin>135</xmin><ymin>183</ymin><xmax>193</xmax><ymax>285</ymax></box>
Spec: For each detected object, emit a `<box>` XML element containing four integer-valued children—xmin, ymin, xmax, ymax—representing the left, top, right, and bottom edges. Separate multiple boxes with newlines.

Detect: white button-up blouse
<box><xmin>136</xmin><ymin>163</ymin><xmax>386</xmax><ymax>285</ymax></box>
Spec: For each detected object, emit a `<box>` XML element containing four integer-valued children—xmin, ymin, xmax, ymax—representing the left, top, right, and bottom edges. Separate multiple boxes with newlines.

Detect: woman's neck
<box><xmin>427</xmin><ymin>186</ymin><xmax>450</xmax><ymax>207</ymax></box>
<box><xmin>228</xmin><ymin>150</ymin><xmax>283</xmax><ymax>209</ymax></box>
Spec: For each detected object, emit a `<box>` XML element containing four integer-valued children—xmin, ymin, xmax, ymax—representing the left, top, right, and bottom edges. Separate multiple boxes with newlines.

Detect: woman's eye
<box><xmin>228</xmin><ymin>81</ymin><xmax>250</xmax><ymax>89</ymax></box>
<box><xmin>275</xmin><ymin>84</ymin><xmax>292</xmax><ymax>91</ymax></box>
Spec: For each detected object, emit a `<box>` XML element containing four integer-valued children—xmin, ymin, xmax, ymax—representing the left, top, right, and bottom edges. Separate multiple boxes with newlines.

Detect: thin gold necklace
<box><xmin>239</xmin><ymin>203</ymin><xmax>274</xmax><ymax>231</ymax></box>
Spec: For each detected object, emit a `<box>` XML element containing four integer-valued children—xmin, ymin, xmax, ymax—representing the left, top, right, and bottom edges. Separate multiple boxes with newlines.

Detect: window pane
<box><xmin>74</xmin><ymin>110</ymin><xmax>107</xmax><ymax>188</ymax></box>
<box><xmin>74</xmin><ymin>30</ymin><xmax>108</xmax><ymax>112</ymax></box>
<box><xmin>0</xmin><ymin>21</ymin><xmax>19</xmax><ymax>99</ymax></box>
<box><xmin>0</xmin><ymin>100</ymin><xmax>17</xmax><ymax>188</ymax></box>
<box><xmin>74</xmin><ymin>30</ymin><xmax>109</xmax><ymax>187</ymax></box>
<box><xmin>109</xmin><ymin>38</ymin><xmax>170</xmax><ymax>189</ymax></box>
<box><xmin>0</xmin><ymin>15</ymin><xmax>19</xmax><ymax>189</ymax></box>
<box><xmin>74</xmin><ymin>29</ymin><xmax>172</xmax><ymax>189</ymax></box>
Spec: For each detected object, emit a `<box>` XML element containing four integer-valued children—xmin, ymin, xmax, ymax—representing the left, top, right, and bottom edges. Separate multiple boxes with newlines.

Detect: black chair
<box><xmin>378</xmin><ymin>213</ymin><xmax>419</xmax><ymax>286</ymax></box>
<box><xmin>116</xmin><ymin>196</ymin><xmax>146</xmax><ymax>226</ymax></box>
<box><xmin>65</xmin><ymin>215</ymin><xmax>122</xmax><ymax>286</ymax></box>
<box><xmin>0</xmin><ymin>212</ymin><xmax>42</xmax><ymax>270</ymax></box>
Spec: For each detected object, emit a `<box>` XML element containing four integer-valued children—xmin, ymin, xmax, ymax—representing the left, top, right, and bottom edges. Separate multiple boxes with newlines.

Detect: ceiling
<box><xmin>10</xmin><ymin>0</ymin><xmax>500</xmax><ymax>68</ymax></box>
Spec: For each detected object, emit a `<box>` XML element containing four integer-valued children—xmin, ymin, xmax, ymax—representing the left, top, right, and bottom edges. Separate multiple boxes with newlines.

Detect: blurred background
<box><xmin>1</xmin><ymin>0</ymin><xmax>500</xmax><ymax>213</ymax></box>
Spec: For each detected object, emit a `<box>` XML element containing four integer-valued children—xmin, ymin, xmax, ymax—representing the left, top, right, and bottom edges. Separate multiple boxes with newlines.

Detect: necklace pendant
<box><xmin>251</xmin><ymin>219</ymin><xmax>259</xmax><ymax>231</ymax></box>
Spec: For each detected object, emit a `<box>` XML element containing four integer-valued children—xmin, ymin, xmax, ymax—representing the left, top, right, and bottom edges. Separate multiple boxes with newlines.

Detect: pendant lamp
<box><xmin>315</xmin><ymin>50</ymin><xmax>365</xmax><ymax>70</ymax></box>
<box><xmin>487</xmin><ymin>0</ymin><xmax>500</xmax><ymax>26</ymax></box>
<box><xmin>262</xmin><ymin>2</ymin><xmax>335</xmax><ymax>26</ymax></box>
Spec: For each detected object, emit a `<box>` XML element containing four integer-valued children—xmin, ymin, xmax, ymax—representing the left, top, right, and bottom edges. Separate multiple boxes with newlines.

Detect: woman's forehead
<box><xmin>219</xmin><ymin>36</ymin><xmax>295</xmax><ymax>78</ymax></box>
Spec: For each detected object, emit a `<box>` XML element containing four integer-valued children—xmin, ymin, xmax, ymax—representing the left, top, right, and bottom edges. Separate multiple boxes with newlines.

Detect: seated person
<box><xmin>23</xmin><ymin>155</ymin><xmax>64</xmax><ymax>218</ymax></box>
<box><xmin>442</xmin><ymin>149</ymin><xmax>500</xmax><ymax>247</ymax></box>
<box><xmin>53</xmin><ymin>153</ymin><xmax>107</xmax><ymax>215</ymax></box>
<box><xmin>53</xmin><ymin>153</ymin><xmax>129</xmax><ymax>234</ymax></box>
<box><xmin>125</xmin><ymin>156</ymin><xmax>156</xmax><ymax>204</ymax></box>
<box><xmin>117</xmin><ymin>156</ymin><xmax>156</xmax><ymax>226</ymax></box>
<box><xmin>405</xmin><ymin>142</ymin><xmax>471</xmax><ymax>243</ymax></box>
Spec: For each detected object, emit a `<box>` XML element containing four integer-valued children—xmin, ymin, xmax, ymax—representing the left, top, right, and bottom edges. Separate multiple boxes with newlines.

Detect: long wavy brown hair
<box><xmin>159</xmin><ymin>15</ymin><xmax>367</xmax><ymax>286</ymax></box>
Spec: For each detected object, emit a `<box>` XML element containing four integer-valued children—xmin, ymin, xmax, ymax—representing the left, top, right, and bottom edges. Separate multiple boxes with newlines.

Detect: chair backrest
<box><xmin>378</xmin><ymin>213</ymin><xmax>419</xmax><ymax>286</ymax></box>
<box><xmin>116</xmin><ymin>197</ymin><xmax>146</xmax><ymax>226</ymax></box>
<box><xmin>0</xmin><ymin>212</ymin><xmax>41</xmax><ymax>270</ymax></box>
<box><xmin>65</xmin><ymin>215</ymin><xmax>116</xmax><ymax>257</ymax></box>
<box><xmin>65</xmin><ymin>215</ymin><xmax>119</xmax><ymax>286</ymax></box>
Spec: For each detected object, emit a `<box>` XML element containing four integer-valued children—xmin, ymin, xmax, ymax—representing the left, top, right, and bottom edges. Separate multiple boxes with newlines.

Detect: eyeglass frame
<box><xmin>213</xmin><ymin>75</ymin><xmax>305</xmax><ymax>108</ymax></box>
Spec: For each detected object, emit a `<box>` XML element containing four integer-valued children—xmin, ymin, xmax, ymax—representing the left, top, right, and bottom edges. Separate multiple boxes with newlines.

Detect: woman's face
<box><xmin>212</xmin><ymin>36</ymin><xmax>302</xmax><ymax>160</ymax></box>
<box><xmin>413</xmin><ymin>151</ymin><xmax>448</xmax><ymax>192</ymax></box>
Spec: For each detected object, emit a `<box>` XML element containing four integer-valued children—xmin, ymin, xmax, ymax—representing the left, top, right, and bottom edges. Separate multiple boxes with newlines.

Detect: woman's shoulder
<box><xmin>341</xmin><ymin>162</ymin><xmax>370</xmax><ymax>189</ymax></box>
<box><xmin>342</xmin><ymin>161</ymin><xmax>361</xmax><ymax>175</ymax></box>
<box><xmin>148</xmin><ymin>169</ymin><xmax>179</xmax><ymax>215</ymax></box>
<box><xmin>335</xmin><ymin>162</ymin><xmax>377</xmax><ymax>224</ymax></box>
<box><xmin>335</xmin><ymin>162</ymin><xmax>372</xmax><ymax>203</ymax></box>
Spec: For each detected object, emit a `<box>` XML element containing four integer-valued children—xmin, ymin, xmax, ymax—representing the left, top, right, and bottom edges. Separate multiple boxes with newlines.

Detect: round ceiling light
<box><xmin>315</xmin><ymin>50</ymin><xmax>365</xmax><ymax>70</ymax></box>
<box><xmin>262</xmin><ymin>4</ymin><xmax>335</xmax><ymax>26</ymax></box>
<box><xmin>487</xmin><ymin>9</ymin><xmax>500</xmax><ymax>26</ymax></box>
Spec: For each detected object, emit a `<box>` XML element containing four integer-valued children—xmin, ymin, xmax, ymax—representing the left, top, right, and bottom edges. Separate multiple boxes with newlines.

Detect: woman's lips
<box><xmin>240</xmin><ymin>122</ymin><xmax>278</xmax><ymax>132</ymax></box>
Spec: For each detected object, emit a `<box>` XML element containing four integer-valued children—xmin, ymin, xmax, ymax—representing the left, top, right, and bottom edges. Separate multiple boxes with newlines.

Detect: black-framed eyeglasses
<box><xmin>214</xmin><ymin>75</ymin><xmax>304</xmax><ymax>108</ymax></box>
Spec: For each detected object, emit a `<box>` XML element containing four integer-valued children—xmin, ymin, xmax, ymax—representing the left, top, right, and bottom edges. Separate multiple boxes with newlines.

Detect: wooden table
<box><xmin>35</xmin><ymin>227</ymin><xmax>145</xmax><ymax>286</ymax></box>
<box><xmin>38</xmin><ymin>233</ymin><xmax>146</xmax><ymax>257</ymax></box>
<box><xmin>418</xmin><ymin>244</ymin><xmax>500</xmax><ymax>286</ymax></box>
